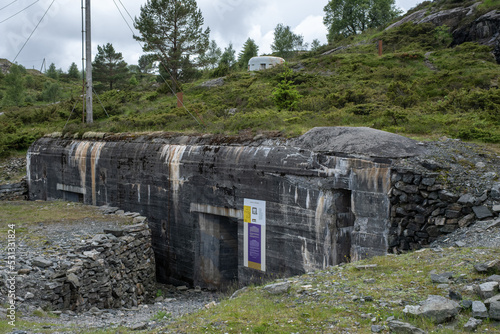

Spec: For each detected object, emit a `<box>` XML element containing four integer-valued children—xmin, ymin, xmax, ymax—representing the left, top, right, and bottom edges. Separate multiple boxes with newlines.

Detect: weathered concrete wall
<box><xmin>27</xmin><ymin>129</ymin><xmax>400</xmax><ymax>289</ymax></box>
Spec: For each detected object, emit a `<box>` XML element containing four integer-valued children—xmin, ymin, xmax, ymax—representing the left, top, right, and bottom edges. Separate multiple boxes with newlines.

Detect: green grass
<box><xmin>0</xmin><ymin>200</ymin><xmax>133</xmax><ymax>247</ymax></box>
<box><xmin>159</xmin><ymin>247</ymin><xmax>500</xmax><ymax>334</ymax></box>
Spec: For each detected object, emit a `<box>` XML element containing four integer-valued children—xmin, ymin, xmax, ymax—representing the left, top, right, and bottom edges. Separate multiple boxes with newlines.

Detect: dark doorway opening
<box><xmin>198</xmin><ymin>213</ymin><xmax>239</xmax><ymax>290</ymax></box>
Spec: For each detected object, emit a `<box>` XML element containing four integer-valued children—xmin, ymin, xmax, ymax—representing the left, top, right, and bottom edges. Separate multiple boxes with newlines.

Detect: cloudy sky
<box><xmin>0</xmin><ymin>0</ymin><xmax>423</xmax><ymax>72</ymax></box>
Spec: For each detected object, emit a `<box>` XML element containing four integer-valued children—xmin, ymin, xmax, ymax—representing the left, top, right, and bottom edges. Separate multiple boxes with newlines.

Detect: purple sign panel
<box><xmin>244</xmin><ymin>198</ymin><xmax>266</xmax><ymax>271</ymax></box>
<box><xmin>248</xmin><ymin>223</ymin><xmax>261</xmax><ymax>265</ymax></box>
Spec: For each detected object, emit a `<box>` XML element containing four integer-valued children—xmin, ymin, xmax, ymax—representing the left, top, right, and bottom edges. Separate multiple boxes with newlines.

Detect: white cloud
<box><xmin>294</xmin><ymin>15</ymin><xmax>328</xmax><ymax>47</ymax></box>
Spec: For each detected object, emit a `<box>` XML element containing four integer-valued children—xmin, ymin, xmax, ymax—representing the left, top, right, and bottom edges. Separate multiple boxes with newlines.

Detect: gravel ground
<box><xmin>393</xmin><ymin>137</ymin><xmax>500</xmax><ymax>196</ymax></box>
<box><xmin>430</xmin><ymin>217</ymin><xmax>500</xmax><ymax>249</ymax></box>
<box><xmin>0</xmin><ymin>211</ymin><xmax>221</xmax><ymax>334</ymax></box>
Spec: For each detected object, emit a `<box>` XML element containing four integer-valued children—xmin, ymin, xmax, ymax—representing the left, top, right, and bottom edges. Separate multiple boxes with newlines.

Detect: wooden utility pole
<box><xmin>85</xmin><ymin>0</ymin><xmax>93</xmax><ymax>123</ymax></box>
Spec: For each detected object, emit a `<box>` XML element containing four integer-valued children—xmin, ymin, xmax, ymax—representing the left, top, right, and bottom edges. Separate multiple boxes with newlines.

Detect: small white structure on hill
<box><xmin>248</xmin><ymin>56</ymin><xmax>285</xmax><ymax>71</ymax></box>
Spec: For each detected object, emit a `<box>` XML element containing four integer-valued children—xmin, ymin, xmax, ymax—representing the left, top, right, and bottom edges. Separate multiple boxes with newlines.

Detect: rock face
<box><xmin>386</xmin><ymin>3</ymin><xmax>500</xmax><ymax>62</ymax></box>
<box><xmin>452</xmin><ymin>10</ymin><xmax>500</xmax><ymax>47</ymax></box>
<box><xmin>0</xmin><ymin>58</ymin><xmax>12</xmax><ymax>74</ymax></box>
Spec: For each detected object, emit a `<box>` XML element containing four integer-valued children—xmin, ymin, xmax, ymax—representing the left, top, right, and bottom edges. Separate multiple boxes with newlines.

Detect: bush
<box><xmin>381</xmin><ymin>23</ymin><xmax>452</xmax><ymax>51</ymax></box>
<box><xmin>456</xmin><ymin>127</ymin><xmax>500</xmax><ymax>143</ymax></box>
<box><xmin>387</xmin><ymin>81</ymin><xmax>417</xmax><ymax>108</ymax></box>
<box><xmin>272</xmin><ymin>67</ymin><xmax>303</xmax><ymax>111</ymax></box>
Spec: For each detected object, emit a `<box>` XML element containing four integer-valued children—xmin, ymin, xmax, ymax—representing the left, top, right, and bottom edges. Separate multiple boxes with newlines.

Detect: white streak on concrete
<box><xmin>161</xmin><ymin>145</ymin><xmax>187</xmax><ymax>219</ymax></box>
<box><xmin>90</xmin><ymin>142</ymin><xmax>105</xmax><ymax>206</ymax></box>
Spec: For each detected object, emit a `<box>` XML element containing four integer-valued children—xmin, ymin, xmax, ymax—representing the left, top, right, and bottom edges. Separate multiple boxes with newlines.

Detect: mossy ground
<box><xmin>3</xmin><ymin>246</ymin><xmax>497</xmax><ymax>333</ymax></box>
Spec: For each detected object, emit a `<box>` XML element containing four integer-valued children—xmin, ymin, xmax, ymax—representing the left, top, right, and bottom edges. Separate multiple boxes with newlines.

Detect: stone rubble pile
<box><xmin>1</xmin><ymin>213</ymin><xmax>156</xmax><ymax>312</ymax></box>
<box><xmin>402</xmin><ymin>260</ymin><xmax>500</xmax><ymax>332</ymax></box>
<box><xmin>0</xmin><ymin>156</ymin><xmax>28</xmax><ymax>200</ymax></box>
<box><xmin>48</xmin><ymin>221</ymin><xmax>156</xmax><ymax>311</ymax></box>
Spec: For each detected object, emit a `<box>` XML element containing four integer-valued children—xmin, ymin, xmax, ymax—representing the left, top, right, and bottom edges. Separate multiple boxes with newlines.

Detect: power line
<box><xmin>0</xmin><ymin>0</ymin><xmax>38</xmax><ymax>24</ymax></box>
<box><xmin>117</xmin><ymin>0</ymin><xmax>135</xmax><ymax>24</ymax></box>
<box><xmin>0</xmin><ymin>0</ymin><xmax>18</xmax><ymax>12</ymax></box>
<box><xmin>112</xmin><ymin>0</ymin><xmax>135</xmax><ymax>36</ymax></box>
<box><xmin>13</xmin><ymin>0</ymin><xmax>55</xmax><ymax>63</ymax></box>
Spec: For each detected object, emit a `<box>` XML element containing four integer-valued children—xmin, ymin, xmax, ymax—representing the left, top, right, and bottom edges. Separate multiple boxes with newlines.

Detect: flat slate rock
<box><xmin>473</xmin><ymin>206</ymin><xmax>493</xmax><ymax>219</ymax></box>
<box><xmin>292</xmin><ymin>127</ymin><xmax>423</xmax><ymax>158</ymax></box>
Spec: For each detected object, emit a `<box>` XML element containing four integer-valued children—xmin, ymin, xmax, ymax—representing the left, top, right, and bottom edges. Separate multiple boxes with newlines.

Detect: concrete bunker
<box><xmin>28</xmin><ymin>127</ymin><xmax>424</xmax><ymax>289</ymax></box>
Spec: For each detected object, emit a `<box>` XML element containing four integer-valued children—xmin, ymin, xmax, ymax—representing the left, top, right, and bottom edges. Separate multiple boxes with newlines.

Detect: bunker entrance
<box><xmin>333</xmin><ymin>189</ymin><xmax>355</xmax><ymax>264</ymax></box>
<box><xmin>198</xmin><ymin>213</ymin><xmax>239</xmax><ymax>290</ymax></box>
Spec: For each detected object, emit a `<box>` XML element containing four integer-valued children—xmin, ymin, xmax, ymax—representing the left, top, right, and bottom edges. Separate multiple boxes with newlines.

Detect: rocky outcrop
<box><xmin>0</xmin><ymin>58</ymin><xmax>12</xmax><ymax>74</ymax></box>
<box><xmin>386</xmin><ymin>3</ymin><xmax>479</xmax><ymax>32</ymax></box>
<box><xmin>387</xmin><ymin>2</ymin><xmax>500</xmax><ymax>62</ymax></box>
<box><xmin>452</xmin><ymin>10</ymin><xmax>500</xmax><ymax>46</ymax></box>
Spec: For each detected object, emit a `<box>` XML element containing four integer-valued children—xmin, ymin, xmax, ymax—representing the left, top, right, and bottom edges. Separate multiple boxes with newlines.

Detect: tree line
<box><xmin>1</xmin><ymin>0</ymin><xmax>401</xmax><ymax>106</ymax></box>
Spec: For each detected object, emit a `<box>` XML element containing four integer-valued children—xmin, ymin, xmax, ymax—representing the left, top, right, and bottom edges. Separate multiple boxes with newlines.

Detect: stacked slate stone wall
<box><xmin>389</xmin><ymin>169</ymin><xmax>500</xmax><ymax>252</ymax></box>
<box><xmin>0</xmin><ymin>178</ymin><xmax>28</xmax><ymax>200</ymax></box>
<box><xmin>39</xmin><ymin>222</ymin><xmax>156</xmax><ymax>311</ymax></box>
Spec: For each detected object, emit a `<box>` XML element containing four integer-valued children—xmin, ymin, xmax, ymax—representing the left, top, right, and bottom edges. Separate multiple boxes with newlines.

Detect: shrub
<box><xmin>387</xmin><ymin>81</ymin><xmax>417</xmax><ymax>108</ymax></box>
<box><xmin>272</xmin><ymin>66</ymin><xmax>302</xmax><ymax>111</ymax></box>
<box><xmin>456</xmin><ymin>127</ymin><xmax>500</xmax><ymax>143</ymax></box>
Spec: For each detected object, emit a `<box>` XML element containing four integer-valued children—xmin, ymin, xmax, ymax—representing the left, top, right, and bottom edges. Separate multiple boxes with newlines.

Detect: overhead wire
<box><xmin>0</xmin><ymin>0</ymin><xmax>18</xmax><ymax>12</ymax></box>
<box><xmin>111</xmin><ymin>0</ymin><xmax>205</xmax><ymax>128</ymax></box>
<box><xmin>0</xmin><ymin>0</ymin><xmax>38</xmax><ymax>24</ymax></box>
<box><xmin>117</xmin><ymin>0</ymin><xmax>134</xmax><ymax>23</ymax></box>
<box><xmin>12</xmin><ymin>0</ymin><xmax>55</xmax><ymax>63</ymax></box>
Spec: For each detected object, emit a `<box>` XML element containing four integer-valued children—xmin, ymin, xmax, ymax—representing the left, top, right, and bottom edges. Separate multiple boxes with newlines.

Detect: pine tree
<box><xmin>311</xmin><ymin>39</ymin><xmax>322</xmax><ymax>51</ymax></box>
<box><xmin>200</xmin><ymin>40</ymin><xmax>222</xmax><ymax>70</ymax></box>
<box><xmin>134</xmin><ymin>0</ymin><xmax>210</xmax><ymax>93</ymax></box>
<box><xmin>46</xmin><ymin>63</ymin><xmax>58</xmax><ymax>79</ymax></box>
<box><xmin>237</xmin><ymin>38</ymin><xmax>259</xmax><ymax>70</ymax></box>
<box><xmin>68</xmin><ymin>63</ymin><xmax>80</xmax><ymax>79</ymax></box>
<box><xmin>92</xmin><ymin>43</ymin><xmax>129</xmax><ymax>91</ymax></box>
<box><xmin>42</xmin><ymin>82</ymin><xmax>61</xmax><ymax>103</ymax></box>
<box><xmin>219</xmin><ymin>43</ymin><xmax>236</xmax><ymax>68</ymax></box>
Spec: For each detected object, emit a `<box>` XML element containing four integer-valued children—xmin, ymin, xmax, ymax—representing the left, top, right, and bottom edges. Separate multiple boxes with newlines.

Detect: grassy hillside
<box><xmin>0</xmin><ymin>3</ymin><xmax>499</xmax><ymax>157</ymax></box>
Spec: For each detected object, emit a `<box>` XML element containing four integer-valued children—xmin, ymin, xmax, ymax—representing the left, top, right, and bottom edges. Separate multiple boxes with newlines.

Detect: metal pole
<box><xmin>81</xmin><ymin>0</ymin><xmax>85</xmax><ymax>123</ymax></box>
<box><xmin>85</xmin><ymin>0</ymin><xmax>93</xmax><ymax>123</ymax></box>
